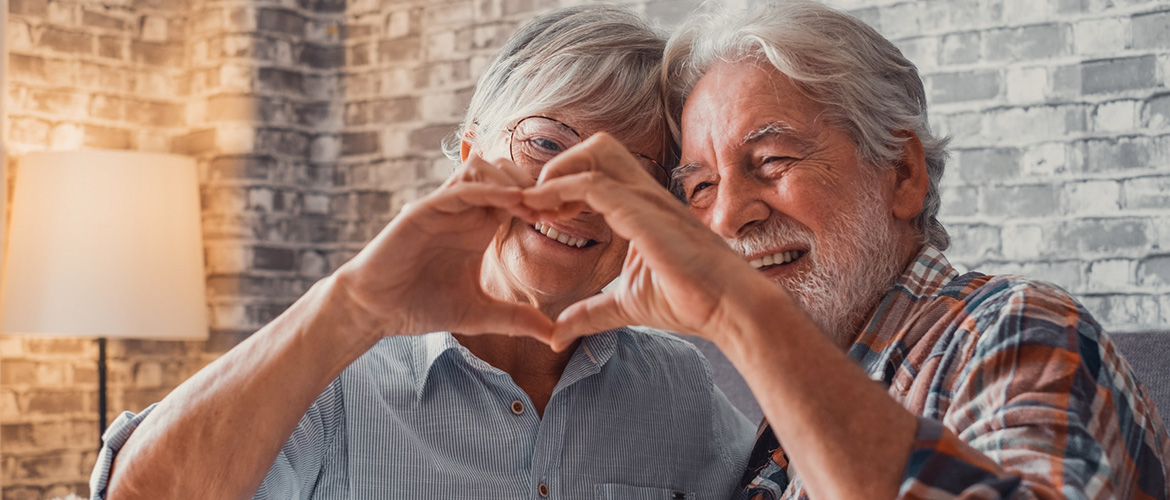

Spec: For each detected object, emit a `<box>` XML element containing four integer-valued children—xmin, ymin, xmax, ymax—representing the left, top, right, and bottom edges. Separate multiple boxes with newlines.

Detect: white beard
<box><xmin>725</xmin><ymin>179</ymin><xmax>904</xmax><ymax>346</ymax></box>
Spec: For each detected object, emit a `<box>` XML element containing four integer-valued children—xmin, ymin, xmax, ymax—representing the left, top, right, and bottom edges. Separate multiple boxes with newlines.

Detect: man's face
<box><xmin>677</xmin><ymin>61</ymin><xmax>907</xmax><ymax>345</ymax></box>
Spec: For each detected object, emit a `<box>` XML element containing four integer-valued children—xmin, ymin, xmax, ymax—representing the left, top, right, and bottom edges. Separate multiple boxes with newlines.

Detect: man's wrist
<box><xmin>713</xmin><ymin>277</ymin><xmax>820</xmax><ymax>371</ymax></box>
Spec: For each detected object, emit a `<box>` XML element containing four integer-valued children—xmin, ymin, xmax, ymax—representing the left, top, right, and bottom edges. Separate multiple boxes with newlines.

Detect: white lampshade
<box><xmin>0</xmin><ymin>150</ymin><xmax>208</xmax><ymax>340</ymax></box>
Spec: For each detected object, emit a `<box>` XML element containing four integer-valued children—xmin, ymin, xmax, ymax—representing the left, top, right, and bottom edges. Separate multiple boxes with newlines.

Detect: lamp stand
<box><xmin>98</xmin><ymin>336</ymin><xmax>107</xmax><ymax>450</ymax></box>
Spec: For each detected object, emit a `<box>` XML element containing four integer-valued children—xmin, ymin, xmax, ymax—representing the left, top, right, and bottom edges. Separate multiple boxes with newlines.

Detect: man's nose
<box><xmin>707</xmin><ymin>170</ymin><xmax>771</xmax><ymax>240</ymax></box>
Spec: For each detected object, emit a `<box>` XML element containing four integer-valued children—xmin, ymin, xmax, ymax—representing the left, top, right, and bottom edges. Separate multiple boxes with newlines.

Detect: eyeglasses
<box><xmin>507</xmin><ymin>115</ymin><xmax>669</xmax><ymax>186</ymax></box>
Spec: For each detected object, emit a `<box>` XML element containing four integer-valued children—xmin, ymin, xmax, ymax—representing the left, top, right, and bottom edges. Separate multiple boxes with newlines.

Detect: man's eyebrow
<box><xmin>739</xmin><ymin>121</ymin><xmax>812</xmax><ymax>150</ymax></box>
<box><xmin>672</xmin><ymin>121</ymin><xmax>810</xmax><ymax>186</ymax></box>
<box><xmin>671</xmin><ymin>161</ymin><xmax>706</xmax><ymax>184</ymax></box>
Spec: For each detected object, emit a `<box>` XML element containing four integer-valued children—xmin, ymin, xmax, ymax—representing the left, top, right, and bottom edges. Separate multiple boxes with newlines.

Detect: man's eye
<box><xmin>687</xmin><ymin>181</ymin><xmax>714</xmax><ymax>201</ymax></box>
<box><xmin>761</xmin><ymin>156</ymin><xmax>795</xmax><ymax>165</ymax></box>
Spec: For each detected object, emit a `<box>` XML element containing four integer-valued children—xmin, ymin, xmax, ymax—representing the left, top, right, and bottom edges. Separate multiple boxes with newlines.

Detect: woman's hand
<box><xmin>332</xmin><ymin>155</ymin><xmax>554</xmax><ymax>342</ymax></box>
<box><xmin>522</xmin><ymin>133</ymin><xmax>784</xmax><ymax>351</ymax></box>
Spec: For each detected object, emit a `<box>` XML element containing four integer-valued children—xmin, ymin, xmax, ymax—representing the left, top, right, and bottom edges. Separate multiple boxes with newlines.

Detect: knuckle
<box><xmin>584</xmin><ymin>170</ymin><xmax>611</xmax><ymax>187</ymax></box>
<box><xmin>399</xmin><ymin>199</ymin><xmax>422</xmax><ymax>214</ymax></box>
<box><xmin>588</xmin><ymin>131</ymin><xmax>616</xmax><ymax>144</ymax></box>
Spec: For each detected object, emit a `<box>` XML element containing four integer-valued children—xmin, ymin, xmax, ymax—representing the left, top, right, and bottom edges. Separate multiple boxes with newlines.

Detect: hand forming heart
<box><xmin>330</xmin><ymin>133</ymin><xmax>777</xmax><ymax>352</ymax></box>
<box><xmin>522</xmin><ymin>133</ymin><xmax>774</xmax><ymax>351</ymax></box>
<box><xmin>331</xmin><ymin>154</ymin><xmax>554</xmax><ymax>342</ymax></box>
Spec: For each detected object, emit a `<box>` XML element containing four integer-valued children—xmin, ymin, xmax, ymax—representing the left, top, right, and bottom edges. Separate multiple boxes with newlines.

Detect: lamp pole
<box><xmin>98</xmin><ymin>337</ymin><xmax>107</xmax><ymax>449</ymax></box>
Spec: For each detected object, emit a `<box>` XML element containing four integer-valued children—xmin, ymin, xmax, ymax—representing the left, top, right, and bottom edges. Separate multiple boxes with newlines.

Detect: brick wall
<box><xmin>2</xmin><ymin>0</ymin><xmax>1168</xmax><ymax>498</ymax></box>
<box><xmin>2</xmin><ymin>0</ymin><xmax>196</xmax><ymax>496</ymax></box>
<box><xmin>344</xmin><ymin>0</ymin><xmax>1170</xmax><ymax>333</ymax></box>
<box><xmin>814</xmin><ymin>0</ymin><xmax>1170</xmax><ymax>330</ymax></box>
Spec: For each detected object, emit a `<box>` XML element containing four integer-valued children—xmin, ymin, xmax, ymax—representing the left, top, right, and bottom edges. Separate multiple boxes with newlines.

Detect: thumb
<box><xmin>465</xmin><ymin>299</ymin><xmax>555</xmax><ymax>343</ymax></box>
<box><xmin>551</xmin><ymin>292</ymin><xmax>633</xmax><ymax>351</ymax></box>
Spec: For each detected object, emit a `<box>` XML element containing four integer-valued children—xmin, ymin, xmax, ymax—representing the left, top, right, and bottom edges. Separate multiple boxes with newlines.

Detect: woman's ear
<box><xmin>460</xmin><ymin>129</ymin><xmax>476</xmax><ymax>162</ymax></box>
<box><xmin>890</xmin><ymin>130</ymin><xmax>929</xmax><ymax>222</ymax></box>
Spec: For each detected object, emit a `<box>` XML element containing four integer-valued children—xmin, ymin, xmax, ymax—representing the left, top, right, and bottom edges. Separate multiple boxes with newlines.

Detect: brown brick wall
<box><xmin>2</xmin><ymin>0</ymin><xmax>200</xmax><ymax>496</ymax></box>
<box><xmin>3</xmin><ymin>0</ymin><xmax>1169</xmax><ymax>498</ymax></box>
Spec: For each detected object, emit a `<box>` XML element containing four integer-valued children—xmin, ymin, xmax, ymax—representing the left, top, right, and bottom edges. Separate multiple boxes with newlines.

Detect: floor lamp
<box><xmin>0</xmin><ymin>150</ymin><xmax>209</xmax><ymax>449</ymax></box>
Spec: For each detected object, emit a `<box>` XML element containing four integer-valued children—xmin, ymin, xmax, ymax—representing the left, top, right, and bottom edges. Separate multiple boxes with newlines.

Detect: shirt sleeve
<box><xmin>252</xmin><ymin>377</ymin><xmax>346</xmax><ymax>500</ymax></box>
<box><xmin>87</xmin><ymin>378</ymin><xmax>347</xmax><ymax>500</ymax></box>
<box><xmin>89</xmin><ymin>404</ymin><xmax>159</xmax><ymax>500</ymax></box>
<box><xmin>894</xmin><ymin>280</ymin><xmax>1170</xmax><ymax>500</ymax></box>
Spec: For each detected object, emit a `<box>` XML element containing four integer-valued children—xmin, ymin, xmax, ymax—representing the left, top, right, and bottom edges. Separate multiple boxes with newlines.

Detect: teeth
<box><xmin>533</xmin><ymin>222</ymin><xmax>589</xmax><ymax>248</ymax></box>
<box><xmin>749</xmin><ymin>250</ymin><xmax>802</xmax><ymax>269</ymax></box>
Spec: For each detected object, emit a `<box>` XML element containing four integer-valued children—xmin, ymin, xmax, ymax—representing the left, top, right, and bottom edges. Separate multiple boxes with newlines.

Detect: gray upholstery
<box><xmin>684</xmin><ymin>331</ymin><xmax>1170</xmax><ymax>424</ymax></box>
<box><xmin>681</xmin><ymin>334</ymin><xmax>763</xmax><ymax>422</ymax></box>
<box><xmin>1113</xmin><ymin>331</ymin><xmax>1170</xmax><ymax>418</ymax></box>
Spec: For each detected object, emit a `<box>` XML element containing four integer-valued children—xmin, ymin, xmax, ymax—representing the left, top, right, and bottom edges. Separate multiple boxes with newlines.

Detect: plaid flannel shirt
<box><xmin>742</xmin><ymin>245</ymin><xmax>1170</xmax><ymax>500</ymax></box>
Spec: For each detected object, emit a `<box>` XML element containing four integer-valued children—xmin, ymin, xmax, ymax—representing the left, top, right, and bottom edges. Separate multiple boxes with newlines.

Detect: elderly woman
<box><xmin>89</xmin><ymin>6</ymin><xmax>753</xmax><ymax>500</ymax></box>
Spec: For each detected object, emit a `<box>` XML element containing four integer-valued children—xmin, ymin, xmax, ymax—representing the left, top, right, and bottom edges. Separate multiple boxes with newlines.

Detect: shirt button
<box><xmin>538</xmin><ymin>482</ymin><xmax>549</xmax><ymax>497</ymax></box>
<box><xmin>511</xmin><ymin>400</ymin><xmax>524</xmax><ymax>415</ymax></box>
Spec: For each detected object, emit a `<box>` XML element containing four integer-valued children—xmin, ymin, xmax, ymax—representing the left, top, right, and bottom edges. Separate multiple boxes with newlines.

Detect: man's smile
<box><xmin>747</xmin><ymin>249</ymin><xmax>806</xmax><ymax>270</ymax></box>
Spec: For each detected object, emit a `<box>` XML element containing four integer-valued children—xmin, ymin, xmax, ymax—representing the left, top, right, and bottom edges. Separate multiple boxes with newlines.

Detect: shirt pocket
<box><xmin>594</xmin><ymin>483</ymin><xmax>694</xmax><ymax>500</ymax></box>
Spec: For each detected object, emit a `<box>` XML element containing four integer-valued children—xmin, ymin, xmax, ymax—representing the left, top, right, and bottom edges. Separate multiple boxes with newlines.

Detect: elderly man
<box><xmin>524</xmin><ymin>1</ymin><xmax>1170</xmax><ymax>499</ymax></box>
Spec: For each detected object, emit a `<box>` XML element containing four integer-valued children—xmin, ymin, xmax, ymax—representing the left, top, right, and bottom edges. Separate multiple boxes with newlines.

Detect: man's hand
<box><xmin>524</xmin><ymin>133</ymin><xmax>920</xmax><ymax>500</ymax></box>
<box><xmin>333</xmin><ymin>155</ymin><xmax>554</xmax><ymax>342</ymax></box>
<box><xmin>522</xmin><ymin>133</ymin><xmax>789</xmax><ymax>351</ymax></box>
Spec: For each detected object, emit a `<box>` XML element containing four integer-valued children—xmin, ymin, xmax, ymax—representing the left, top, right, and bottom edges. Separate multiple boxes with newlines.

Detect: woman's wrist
<box><xmin>308</xmin><ymin>272</ymin><xmax>395</xmax><ymax>354</ymax></box>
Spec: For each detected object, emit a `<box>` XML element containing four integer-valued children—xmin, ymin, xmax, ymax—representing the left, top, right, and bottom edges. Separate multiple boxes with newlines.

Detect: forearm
<box><xmin>106</xmin><ymin>275</ymin><xmax>385</xmax><ymax>500</ymax></box>
<box><xmin>716</xmin><ymin>284</ymin><xmax>917</xmax><ymax>500</ymax></box>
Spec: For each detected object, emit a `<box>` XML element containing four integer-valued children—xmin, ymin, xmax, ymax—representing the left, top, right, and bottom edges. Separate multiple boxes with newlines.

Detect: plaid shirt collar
<box><xmin>845</xmin><ymin>244</ymin><xmax>960</xmax><ymax>381</ymax></box>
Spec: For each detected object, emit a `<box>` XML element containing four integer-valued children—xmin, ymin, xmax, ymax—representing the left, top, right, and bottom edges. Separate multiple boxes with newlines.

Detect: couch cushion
<box><xmin>1112</xmin><ymin>331</ymin><xmax>1170</xmax><ymax>419</ymax></box>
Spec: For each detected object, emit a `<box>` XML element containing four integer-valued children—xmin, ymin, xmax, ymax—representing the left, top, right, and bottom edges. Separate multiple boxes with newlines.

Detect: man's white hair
<box><xmin>664</xmin><ymin>0</ymin><xmax>951</xmax><ymax>250</ymax></box>
<box><xmin>443</xmin><ymin>5</ymin><xmax>671</xmax><ymax>165</ymax></box>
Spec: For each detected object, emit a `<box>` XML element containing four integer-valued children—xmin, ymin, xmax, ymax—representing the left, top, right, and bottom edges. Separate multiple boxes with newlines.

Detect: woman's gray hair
<box><xmin>442</xmin><ymin>5</ymin><xmax>672</xmax><ymax>166</ymax></box>
<box><xmin>664</xmin><ymin>0</ymin><xmax>951</xmax><ymax>250</ymax></box>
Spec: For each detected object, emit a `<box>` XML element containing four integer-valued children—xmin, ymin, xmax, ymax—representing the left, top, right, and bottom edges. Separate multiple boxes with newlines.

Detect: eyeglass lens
<box><xmin>509</xmin><ymin>116</ymin><xmax>668</xmax><ymax>185</ymax></box>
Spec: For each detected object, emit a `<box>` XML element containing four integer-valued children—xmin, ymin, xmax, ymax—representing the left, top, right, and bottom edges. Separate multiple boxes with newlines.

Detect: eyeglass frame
<box><xmin>505</xmin><ymin>115</ymin><xmax>670</xmax><ymax>186</ymax></box>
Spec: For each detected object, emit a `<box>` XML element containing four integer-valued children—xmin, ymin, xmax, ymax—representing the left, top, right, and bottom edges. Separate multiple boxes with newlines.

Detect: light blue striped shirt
<box><xmin>90</xmin><ymin>328</ymin><xmax>755</xmax><ymax>499</ymax></box>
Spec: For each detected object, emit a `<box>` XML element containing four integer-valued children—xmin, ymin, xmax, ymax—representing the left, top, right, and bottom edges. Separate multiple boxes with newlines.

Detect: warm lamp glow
<box><xmin>0</xmin><ymin>150</ymin><xmax>208</xmax><ymax>340</ymax></box>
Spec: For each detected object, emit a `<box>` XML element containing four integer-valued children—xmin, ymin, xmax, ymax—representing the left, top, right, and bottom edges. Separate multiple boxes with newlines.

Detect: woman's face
<box><xmin>474</xmin><ymin>113</ymin><xmax>666</xmax><ymax>308</ymax></box>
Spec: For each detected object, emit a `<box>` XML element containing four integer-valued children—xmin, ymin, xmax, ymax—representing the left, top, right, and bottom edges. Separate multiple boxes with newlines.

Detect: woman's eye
<box><xmin>529</xmin><ymin>137</ymin><xmax>563</xmax><ymax>153</ymax></box>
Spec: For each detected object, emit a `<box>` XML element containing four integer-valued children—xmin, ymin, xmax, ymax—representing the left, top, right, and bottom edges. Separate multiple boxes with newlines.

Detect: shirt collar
<box><xmin>411</xmin><ymin>329</ymin><xmax>622</xmax><ymax>399</ymax></box>
<box><xmin>411</xmin><ymin>331</ymin><xmax>463</xmax><ymax>397</ymax></box>
<box><xmin>846</xmin><ymin>244</ymin><xmax>959</xmax><ymax>378</ymax></box>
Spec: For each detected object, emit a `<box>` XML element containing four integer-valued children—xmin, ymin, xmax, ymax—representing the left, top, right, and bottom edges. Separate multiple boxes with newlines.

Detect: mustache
<box><xmin>724</xmin><ymin>216</ymin><xmax>816</xmax><ymax>257</ymax></box>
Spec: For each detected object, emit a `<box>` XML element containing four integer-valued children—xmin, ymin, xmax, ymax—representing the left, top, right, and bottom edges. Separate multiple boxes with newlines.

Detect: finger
<box><xmin>490</xmin><ymin>157</ymin><xmax>537</xmax><ymax>188</ymax></box>
<box><xmin>446</xmin><ymin>155</ymin><xmax>518</xmax><ymax>188</ymax></box>
<box><xmin>428</xmin><ymin>183</ymin><xmax>524</xmax><ymax>215</ymax></box>
<box><xmin>539</xmin><ymin>132</ymin><xmax>652</xmax><ymax>185</ymax></box>
<box><xmin>523</xmin><ymin>172</ymin><xmax>596</xmax><ymax>213</ymax></box>
<box><xmin>526</xmin><ymin>172</ymin><xmax>657</xmax><ymax>227</ymax></box>
<box><xmin>527</xmin><ymin>172</ymin><xmax>705</xmax><ymax>236</ymax></box>
<box><xmin>550</xmin><ymin>292</ymin><xmax>632</xmax><ymax>352</ymax></box>
<box><xmin>462</xmin><ymin>300</ymin><xmax>555</xmax><ymax>343</ymax></box>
